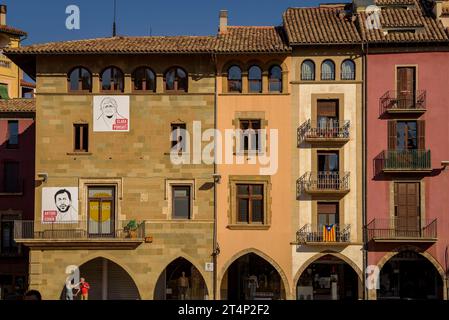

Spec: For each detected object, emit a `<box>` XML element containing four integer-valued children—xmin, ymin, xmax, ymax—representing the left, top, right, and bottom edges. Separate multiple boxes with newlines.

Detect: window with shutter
<box><xmin>417</xmin><ymin>120</ymin><xmax>425</xmax><ymax>149</ymax></box>
<box><xmin>388</xmin><ymin>120</ymin><xmax>397</xmax><ymax>150</ymax></box>
<box><xmin>397</xmin><ymin>67</ymin><xmax>416</xmax><ymax>109</ymax></box>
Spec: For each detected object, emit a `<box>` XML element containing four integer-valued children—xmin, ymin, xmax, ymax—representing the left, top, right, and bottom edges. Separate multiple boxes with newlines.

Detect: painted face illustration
<box><xmin>55</xmin><ymin>191</ymin><xmax>71</xmax><ymax>213</ymax></box>
<box><xmin>100</xmin><ymin>98</ymin><xmax>118</xmax><ymax>118</ymax></box>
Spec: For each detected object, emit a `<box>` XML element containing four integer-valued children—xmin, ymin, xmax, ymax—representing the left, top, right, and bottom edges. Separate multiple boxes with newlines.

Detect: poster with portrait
<box><xmin>93</xmin><ymin>96</ymin><xmax>130</xmax><ymax>132</ymax></box>
<box><xmin>42</xmin><ymin>187</ymin><xmax>79</xmax><ymax>223</ymax></box>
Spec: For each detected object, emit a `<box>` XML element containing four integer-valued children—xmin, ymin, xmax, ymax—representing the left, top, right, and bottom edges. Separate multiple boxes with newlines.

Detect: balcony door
<box><xmin>397</xmin><ymin>67</ymin><xmax>416</xmax><ymax>109</ymax></box>
<box><xmin>317</xmin><ymin>100</ymin><xmax>339</xmax><ymax>137</ymax></box>
<box><xmin>88</xmin><ymin>187</ymin><xmax>115</xmax><ymax>238</ymax></box>
<box><xmin>317</xmin><ymin>151</ymin><xmax>339</xmax><ymax>189</ymax></box>
<box><xmin>394</xmin><ymin>182</ymin><xmax>420</xmax><ymax>237</ymax></box>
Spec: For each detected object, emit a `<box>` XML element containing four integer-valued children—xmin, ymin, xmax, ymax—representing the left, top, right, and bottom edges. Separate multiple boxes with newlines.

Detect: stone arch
<box><xmin>58</xmin><ymin>254</ymin><xmax>141</xmax><ymax>300</ymax></box>
<box><xmin>153</xmin><ymin>254</ymin><xmax>210</xmax><ymax>300</ymax></box>
<box><xmin>263</xmin><ymin>59</ymin><xmax>289</xmax><ymax>73</ymax></box>
<box><xmin>219</xmin><ymin>60</ymin><xmax>245</xmax><ymax>76</ymax></box>
<box><xmin>372</xmin><ymin>245</ymin><xmax>447</xmax><ymax>300</ymax></box>
<box><xmin>153</xmin><ymin>252</ymin><xmax>212</xmax><ymax>297</ymax></box>
<box><xmin>293</xmin><ymin>251</ymin><xmax>363</xmax><ymax>299</ymax></box>
<box><xmin>218</xmin><ymin>247</ymin><xmax>291</xmax><ymax>299</ymax></box>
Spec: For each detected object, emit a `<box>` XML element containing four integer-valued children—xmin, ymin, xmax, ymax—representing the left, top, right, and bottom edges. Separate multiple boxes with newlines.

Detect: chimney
<box><xmin>0</xmin><ymin>5</ymin><xmax>6</xmax><ymax>26</ymax></box>
<box><xmin>352</xmin><ymin>0</ymin><xmax>375</xmax><ymax>12</ymax></box>
<box><xmin>433</xmin><ymin>0</ymin><xmax>443</xmax><ymax>20</ymax></box>
<box><xmin>219</xmin><ymin>10</ymin><xmax>228</xmax><ymax>34</ymax></box>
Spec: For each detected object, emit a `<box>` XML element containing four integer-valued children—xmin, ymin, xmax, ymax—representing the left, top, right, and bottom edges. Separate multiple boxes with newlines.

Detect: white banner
<box><xmin>93</xmin><ymin>96</ymin><xmax>130</xmax><ymax>132</ymax></box>
<box><xmin>42</xmin><ymin>187</ymin><xmax>79</xmax><ymax>223</ymax></box>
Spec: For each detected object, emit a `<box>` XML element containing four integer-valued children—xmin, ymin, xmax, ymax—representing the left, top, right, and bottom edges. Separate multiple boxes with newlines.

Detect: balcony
<box><xmin>298</xmin><ymin>120</ymin><xmax>350</xmax><ymax>146</ymax></box>
<box><xmin>380</xmin><ymin>90</ymin><xmax>426</xmax><ymax>115</ymax></box>
<box><xmin>14</xmin><ymin>220</ymin><xmax>149</xmax><ymax>250</ymax></box>
<box><xmin>376</xmin><ymin>150</ymin><xmax>432</xmax><ymax>173</ymax></box>
<box><xmin>296</xmin><ymin>224</ymin><xmax>351</xmax><ymax>245</ymax></box>
<box><xmin>297</xmin><ymin>172</ymin><xmax>350</xmax><ymax>197</ymax></box>
<box><xmin>366</xmin><ymin>218</ymin><xmax>437</xmax><ymax>243</ymax></box>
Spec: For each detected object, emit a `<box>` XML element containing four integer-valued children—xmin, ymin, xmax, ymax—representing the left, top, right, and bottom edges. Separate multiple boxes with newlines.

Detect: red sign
<box><xmin>113</xmin><ymin>119</ymin><xmax>128</xmax><ymax>131</ymax></box>
<box><xmin>43</xmin><ymin>210</ymin><xmax>57</xmax><ymax>222</ymax></box>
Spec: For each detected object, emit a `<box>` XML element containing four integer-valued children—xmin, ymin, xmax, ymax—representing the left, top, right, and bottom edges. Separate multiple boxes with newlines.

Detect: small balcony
<box><xmin>296</xmin><ymin>224</ymin><xmax>351</xmax><ymax>245</ymax></box>
<box><xmin>297</xmin><ymin>172</ymin><xmax>350</xmax><ymax>197</ymax></box>
<box><xmin>366</xmin><ymin>218</ymin><xmax>437</xmax><ymax>243</ymax></box>
<box><xmin>380</xmin><ymin>90</ymin><xmax>426</xmax><ymax>115</ymax></box>
<box><xmin>376</xmin><ymin>150</ymin><xmax>432</xmax><ymax>173</ymax></box>
<box><xmin>14</xmin><ymin>220</ymin><xmax>149</xmax><ymax>250</ymax></box>
<box><xmin>298</xmin><ymin>120</ymin><xmax>350</xmax><ymax>146</ymax></box>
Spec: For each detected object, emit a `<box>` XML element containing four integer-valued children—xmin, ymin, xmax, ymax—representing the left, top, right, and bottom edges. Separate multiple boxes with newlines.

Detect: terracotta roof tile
<box><xmin>375</xmin><ymin>0</ymin><xmax>416</xmax><ymax>5</ymax></box>
<box><xmin>283</xmin><ymin>7</ymin><xmax>361</xmax><ymax>44</ymax></box>
<box><xmin>0</xmin><ymin>99</ymin><xmax>35</xmax><ymax>113</ymax></box>
<box><xmin>0</xmin><ymin>25</ymin><xmax>27</xmax><ymax>36</ymax></box>
<box><xmin>20</xmin><ymin>79</ymin><xmax>35</xmax><ymax>88</ymax></box>
<box><xmin>5</xmin><ymin>36</ymin><xmax>217</xmax><ymax>54</ymax></box>
<box><xmin>215</xmin><ymin>26</ymin><xmax>290</xmax><ymax>53</ymax></box>
<box><xmin>358</xmin><ymin>1</ymin><xmax>449</xmax><ymax>43</ymax></box>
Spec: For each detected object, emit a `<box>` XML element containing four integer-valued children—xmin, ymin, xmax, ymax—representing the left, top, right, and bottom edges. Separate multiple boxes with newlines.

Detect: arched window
<box><xmin>321</xmin><ymin>60</ymin><xmax>335</xmax><ymax>80</ymax></box>
<box><xmin>301</xmin><ymin>60</ymin><xmax>315</xmax><ymax>81</ymax></box>
<box><xmin>132</xmin><ymin>67</ymin><xmax>156</xmax><ymax>92</ymax></box>
<box><xmin>164</xmin><ymin>67</ymin><xmax>188</xmax><ymax>92</ymax></box>
<box><xmin>68</xmin><ymin>67</ymin><xmax>92</xmax><ymax>92</ymax></box>
<box><xmin>341</xmin><ymin>60</ymin><xmax>356</xmax><ymax>80</ymax></box>
<box><xmin>227</xmin><ymin>65</ymin><xmax>242</xmax><ymax>93</ymax></box>
<box><xmin>269</xmin><ymin>65</ymin><xmax>282</xmax><ymax>93</ymax></box>
<box><xmin>248</xmin><ymin>65</ymin><xmax>262</xmax><ymax>93</ymax></box>
<box><xmin>101</xmin><ymin>66</ymin><xmax>124</xmax><ymax>92</ymax></box>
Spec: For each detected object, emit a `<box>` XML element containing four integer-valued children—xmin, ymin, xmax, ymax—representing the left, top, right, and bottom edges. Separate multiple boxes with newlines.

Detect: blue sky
<box><xmin>4</xmin><ymin>0</ymin><xmax>343</xmax><ymax>45</ymax></box>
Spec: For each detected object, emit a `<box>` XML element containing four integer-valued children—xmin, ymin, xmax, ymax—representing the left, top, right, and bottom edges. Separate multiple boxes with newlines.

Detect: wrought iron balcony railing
<box><xmin>297</xmin><ymin>172</ymin><xmax>350</xmax><ymax>196</ymax></box>
<box><xmin>380</xmin><ymin>90</ymin><xmax>426</xmax><ymax>114</ymax></box>
<box><xmin>14</xmin><ymin>220</ymin><xmax>147</xmax><ymax>241</ymax></box>
<box><xmin>296</xmin><ymin>223</ymin><xmax>351</xmax><ymax>244</ymax></box>
<box><xmin>366</xmin><ymin>218</ymin><xmax>437</xmax><ymax>242</ymax></box>
<box><xmin>376</xmin><ymin>149</ymin><xmax>431</xmax><ymax>172</ymax></box>
<box><xmin>298</xmin><ymin>119</ymin><xmax>350</xmax><ymax>145</ymax></box>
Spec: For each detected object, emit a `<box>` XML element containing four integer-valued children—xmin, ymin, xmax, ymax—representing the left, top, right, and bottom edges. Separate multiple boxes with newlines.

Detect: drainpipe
<box><xmin>18</xmin><ymin>34</ymin><xmax>28</xmax><ymax>98</ymax></box>
<box><xmin>362</xmin><ymin>41</ymin><xmax>368</xmax><ymax>300</ymax></box>
<box><xmin>212</xmin><ymin>53</ymin><xmax>219</xmax><ymax>301</ymax></box>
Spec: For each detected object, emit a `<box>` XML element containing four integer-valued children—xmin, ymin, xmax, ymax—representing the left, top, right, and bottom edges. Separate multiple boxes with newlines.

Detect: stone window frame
<box><xmin>232</xmin><ymin>111</ymin><xmax>268</xmax><ymax>156</ymax></box>
<box><xmin>78</xmin><ymin>178</ymin><xmax>124</xmax><ymax>229</ymax></box>
<box><xmin>228</xmin><ymin>175</ymin><xmax>272</xmax><ymax>230</ymax></box>
<box><xmin>165</xmin><ymin>179</ymin><xmax>196</xmax><ymax>220</ymax></box>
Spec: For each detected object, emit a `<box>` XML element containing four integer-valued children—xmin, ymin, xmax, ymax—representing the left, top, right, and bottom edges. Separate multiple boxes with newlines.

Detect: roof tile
<box><xmin>0</xmin><ymin>99</ymin><xmax>35</xmax><ymax>113</ymax></box>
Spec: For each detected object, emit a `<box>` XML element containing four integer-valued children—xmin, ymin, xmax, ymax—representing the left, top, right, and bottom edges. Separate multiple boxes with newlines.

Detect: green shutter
<box><xmin>0</xmin><ymin>84</ymin><xmax>9</xmax><ymax>100</ymax></box>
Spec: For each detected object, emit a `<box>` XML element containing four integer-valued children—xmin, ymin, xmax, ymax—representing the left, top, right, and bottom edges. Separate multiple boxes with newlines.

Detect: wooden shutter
<box><xmin>397</xmin><ymin>67</ymin><xmax>415</xmax><ymax>93</ymax></box>
<box><xmin>417</xmin><ymin>120</ymin><xmax>425</xmax><ymax>149</ymax></box>
<box><xmin>388</xmin><ymin>120</ymin><xmax>397</xmax><ymax>150</ymax></box>
<box><xmin>317</xmin><ymin>100</ymin><xmax>338</xmax><ymax>117</ymax></box>
<box><xmin>317</xmin><ymin>203</ymin><xmax>338</xmax><ymax>214</ymax></box>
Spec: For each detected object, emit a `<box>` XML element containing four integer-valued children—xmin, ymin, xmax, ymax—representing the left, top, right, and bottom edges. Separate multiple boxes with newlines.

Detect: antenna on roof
<box><xmin>112</xmin><ymin>0</ymin><xmax>117</xmax><ymax>37</ymax></box>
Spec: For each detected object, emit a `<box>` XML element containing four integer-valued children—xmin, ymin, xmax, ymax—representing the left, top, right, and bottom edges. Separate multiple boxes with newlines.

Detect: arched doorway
<box><xmin>60</xmin><ymin>257</ymin><xmax>140</xmax><ymax>300</ymax></box>
<box><xmin>378</xmin><ymin>250</ymin><xmax>443</xmax><ymax>300</ymax></box>
<box><xmin>296</xmin><ymin>255</ymin><xmax>359</xmax><ymax>300</ymax></box>
<box><xmin>154</xmin><ymin>257</ymin><xmax>208</xmax><ymax>300</ymax></box>
<box><xmin>221</xmin><ymin>253</ymin><xmax>286</xmax><ymax>300</ymax></box>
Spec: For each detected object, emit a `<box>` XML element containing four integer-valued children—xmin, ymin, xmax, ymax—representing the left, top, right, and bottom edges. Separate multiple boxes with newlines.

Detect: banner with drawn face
<box><xmin>93</xmin><ymin>96</ymin><xmax>130</xmax><ymax>132</ymax></box>
<box><xmin>42</xmin><ymin>187</ymin><xmax>79</xmax><ymax>223</ymax></box>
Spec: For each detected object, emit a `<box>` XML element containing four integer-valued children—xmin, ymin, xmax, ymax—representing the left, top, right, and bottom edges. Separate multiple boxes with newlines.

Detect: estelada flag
<box><xmin>323</xmin><ymin>224</ymin><xmax>336</xmax><ymax>242</ymax></box>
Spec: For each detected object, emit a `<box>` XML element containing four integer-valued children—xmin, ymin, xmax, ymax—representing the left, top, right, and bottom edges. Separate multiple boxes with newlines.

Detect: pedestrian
<box><xmin>76</xmin><ymin>278</ymin><xmax>90</xmax><ymax>300</ymax></box>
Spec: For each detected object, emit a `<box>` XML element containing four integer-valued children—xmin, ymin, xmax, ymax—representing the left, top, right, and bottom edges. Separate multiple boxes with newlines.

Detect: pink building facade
<box><xmin>0</xmin><ymin>100</ymin><xmax>35</xmax><ymax>299</ymax></box>
<box><xmin>366</xmin><ymin>50</ymin><xmax>449</xmax><ymax>299</ymax></box>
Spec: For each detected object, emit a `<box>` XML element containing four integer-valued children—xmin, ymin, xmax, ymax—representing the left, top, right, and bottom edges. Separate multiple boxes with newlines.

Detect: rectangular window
<box><xmin>397</xmin><ymin>67</ymin><xmax>416</xmax><ymax>109</ymax></box>
<box><xmin>317</xmin><ymin>202</ymin><xmax>339</xmax><ymax>228</ymax></box>
<box><xmin>88</xmin><ymin>187</ymin><xmax>115</xmax><ymax>237</ymax></box>
<box><xmin>388</xmin><ymin>120</ymin><xmax>425</xmax><ymax>150</ymax></box>
<box><xmin>236</xmin><ymin>184</ymin><xmax>264</xmax><ymax>224</ymax></box>
<box><xmin>239</xmin><ymin>119</ymin><xmax>261</xmax><ymax>152</ymax></box>
<box><xmin>172</xmin><ymin>186</ymin><xmax>191</xmax><ymax>219</ymax></box>
<box><xmin>7</xmin><ymin>120</ymin><xmax>19</xmax><ymax>148</ymax></box>
<box><xmin>3</xmin><ymin>162</ymin><xmax>20</xmax><ymax>193</ymax></box>
<box><xmin>171</xmin><ymin>123</ymin><xmax>186</xmax><ymax>152</ymax></box>
<box><xmin>394</xmin><ymin>182</ymin><xmax>420</xmax><ymax>234</ymax></box>
<box><xmin>1</xmin><ymin>219</ymin><xmax>18</xmax><ymax>254</ymax></box>
<box><xmin>74</xmin><ymin>124</ymin><xmax>89</xmax><ymax>152</ymax></box>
